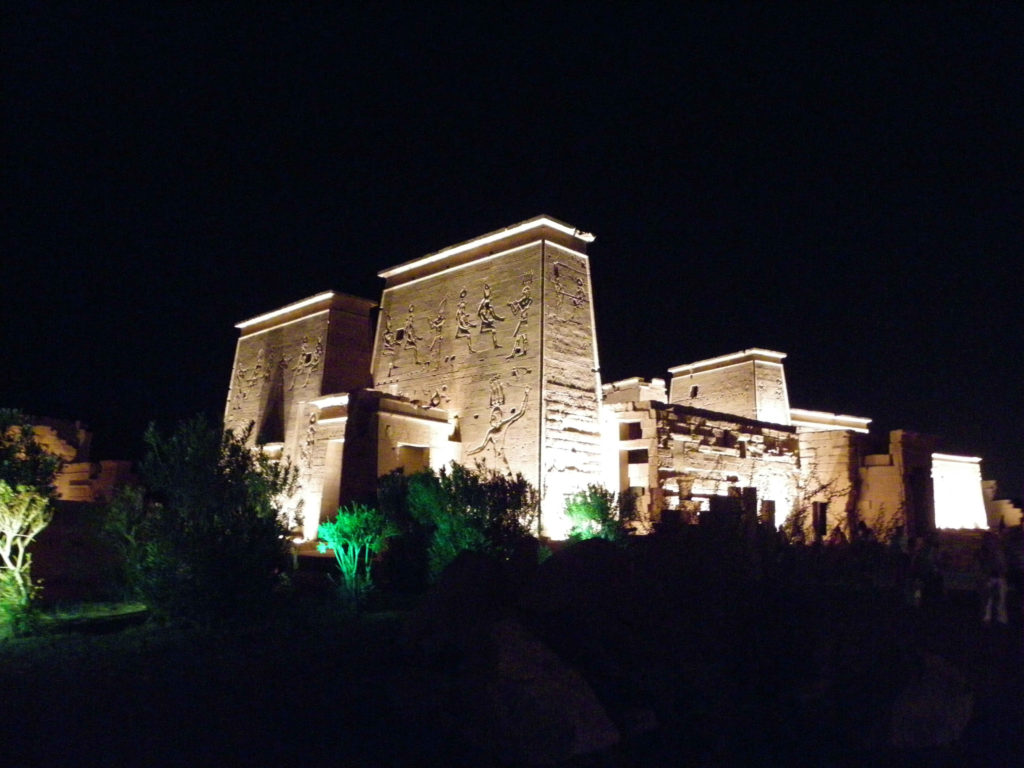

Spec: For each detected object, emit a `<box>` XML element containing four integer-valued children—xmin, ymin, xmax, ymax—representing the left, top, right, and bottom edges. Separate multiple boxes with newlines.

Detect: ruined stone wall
<box><xmin>605</xmin><ymin>401</ymin><xmax>800</xmax><ymax>528</ymax></box>
<box><xmin>797</xmin><ymin>429</ymin><xmax>862</xmax><ymax>534</ymax></box>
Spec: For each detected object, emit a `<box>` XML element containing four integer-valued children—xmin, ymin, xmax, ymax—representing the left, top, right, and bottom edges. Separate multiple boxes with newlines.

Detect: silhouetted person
<box><xmin>977</xmin><ymin>530</ymin><xmax>1008</xmax><ymax>624</ymax></box>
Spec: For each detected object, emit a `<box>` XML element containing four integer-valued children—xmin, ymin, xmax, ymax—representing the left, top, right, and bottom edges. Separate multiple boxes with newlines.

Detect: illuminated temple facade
<box><xmin>224</xmin><ymin>216</ymin><xmax>995</xmax><ymax>541</ymax></box>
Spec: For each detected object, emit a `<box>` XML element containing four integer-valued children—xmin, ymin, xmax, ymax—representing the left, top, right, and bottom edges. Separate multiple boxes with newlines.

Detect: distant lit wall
<box><xmin>932</xmin><ymin>453</ymin><xmax>987</xmax><ymax>529</ymax></box>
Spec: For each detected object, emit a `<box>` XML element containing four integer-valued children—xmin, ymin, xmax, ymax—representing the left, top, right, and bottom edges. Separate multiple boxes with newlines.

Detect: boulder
<box><xmin>404</xmin><ymin>550</ymin><xmax>512</xmax><ymax>663</ymax></box>
<box><xmin>451</xmin><ymin>617</ymin><xmax>620</xmax><ymax>764</ymax></box>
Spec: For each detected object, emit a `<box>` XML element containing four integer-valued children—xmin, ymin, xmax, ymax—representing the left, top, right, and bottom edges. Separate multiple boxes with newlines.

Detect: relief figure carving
<box><xmin>400</xmin><ymin>304</ymin><xmax>423</xmax><ymax>364</ymax></box>
<box><xmin>552</xmin><ymin>262</ymin><xmax>589</xmax><ymax>323</ymax></box>
<box><xmin>477</xmin><ymin>283</ymin><xmax>505</xmax><ymax>348</ymax></box>
<box><xmin>381</xmin><ymin>311</ymin><xmax>396</xmax><ymax>355</ymax></box>
<box><xmin>467</xmin><ymin>385</ymin><xmax>531</xmax><ymax>472</ymax></box>
<box><xmin>291</xmin><ymin>336</ymin><xmax>323</xmax><ymax>390</ymax></box>
<box><xmin>454</xmin><ymin>289</ymin><xmax>478</xmax><ymax>352</ymax></box>
<box><xmin>427</xmin><ymin>298</ymin><xmax>447</xmax><ymax>365</ymax></box>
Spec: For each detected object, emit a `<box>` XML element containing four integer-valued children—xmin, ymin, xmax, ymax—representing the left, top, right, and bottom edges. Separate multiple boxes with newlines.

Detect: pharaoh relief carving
<box><xmin>400</xmin><ymin>304</ymin><xmax>423</xmax><ymax>364</ymax></box>
<box><xmin>454</xmin><ymin>288</ymin><xmax>478</xmax><ymax>353</ymax></box>
<box><xmin>476</xmin><ymin>283</ymin><xmax>505</xmax><ymax>348</ymax></box>
<box><xmin>426</xmin><ymin>298</ymin><xmax>447</xmax><ymax>366</ymax></box>
<box><xmin>290</xmin><ymin>336</ymin><xmax>323</xmax><ymax>390</ymax></box>
<box><xmin>467</xmin><ymin>377</ymin><xmax>530</xmax><ymax>472</ymax></box>
<box><xmin>552</xmin><ymin>261</ymin><xmax>589</xmax><ymax>323</ymax></box>
<box><xmin>505</xmin><ymin>275</ymin><xmax>533</xmax><ymax>360</ymax></box>
<box><xmin>231</xmin><ymin>347</ymin><xmax>272</xmax><ymax>411</ymax></box>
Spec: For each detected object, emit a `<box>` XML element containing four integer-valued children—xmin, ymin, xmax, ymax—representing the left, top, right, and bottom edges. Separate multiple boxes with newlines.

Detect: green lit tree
<box><xmin>0</xmin><ymin>481</ymin><xmax>52</xmax><ymax>634</ymax></box>
<box><xmin>318</xmin><ymin>503</ymin><xmax>397</xmax><ymax>607</ymax></box>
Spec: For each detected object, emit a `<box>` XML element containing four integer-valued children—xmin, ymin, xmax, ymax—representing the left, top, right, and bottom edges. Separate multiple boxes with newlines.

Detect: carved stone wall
<box><xmin>372</xmin><ymin>226</ymin><xmax>603</xmax><ymax>536</ymax></box>
<box><xmin>539</xmin><ymin>242</ymin><xmax>604</xmax><ymax>536</ymax></box>
<box><xmin>373</xmin><ymin>243</ymin><xmax>543</xmax><ymax>485</ymax></box>
<box><xmin>225</xmin><ymin>293</ymin><xmax>375</xmax><ymax>538</ymax></box>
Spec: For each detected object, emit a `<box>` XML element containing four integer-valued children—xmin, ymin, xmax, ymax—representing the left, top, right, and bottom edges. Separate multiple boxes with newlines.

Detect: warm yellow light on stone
<box><xmin>931</xmin><ymin>453</ymin><xmax>987</xmax><ymax>529</ymax></box>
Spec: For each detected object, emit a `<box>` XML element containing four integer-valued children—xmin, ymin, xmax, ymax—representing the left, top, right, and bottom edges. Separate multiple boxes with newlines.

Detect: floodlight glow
<box><xmin>931</xmin><ymin>453</ymin><xmax>987</xmax><ymax>529</ymax></box>
<box><xmin>379</xmin><ymin>216</ymin><xmax>592</xmax><ymax>279</ymax></box>
<box><xmin>235</xmin><ymin>292</ymin><xmax>336</xmax><ymax>329</ymax></box>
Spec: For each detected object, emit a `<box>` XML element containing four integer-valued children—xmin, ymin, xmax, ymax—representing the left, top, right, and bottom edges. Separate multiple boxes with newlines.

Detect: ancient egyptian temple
<box><xmin>225</xmin><ymin>216</ymin><xmax>992</xmax><ymax>541</ymax></box>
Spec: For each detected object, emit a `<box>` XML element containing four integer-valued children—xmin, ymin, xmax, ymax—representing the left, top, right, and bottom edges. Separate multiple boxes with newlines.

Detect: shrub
<box><xmin>318</xmin><ymin>503</ymin><xmax>397</xmax><ymax>608</ymax></box>
<box><xmin>404</xmin><ymin>463</ymin><xmax>537</xmax><ymax>580</ymax></box>
<box><xmin>564</xmin><ymin>484</ymin><xmax>631</xmax><ymax>542</ymax></box>
<box><xmin>103</xmin><ymin>416</ymin><xmax>296</xmax><ymax>622</ymax></box>
<box><xmin>0</xmin><ymin>481</ymin><xmax>52</xmax><ymax>635</ymax></box>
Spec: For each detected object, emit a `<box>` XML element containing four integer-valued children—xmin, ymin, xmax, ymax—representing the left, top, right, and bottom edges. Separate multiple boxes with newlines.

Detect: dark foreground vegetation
<box><xmin>2</xmin><ymin>532</ymin><xmax>1021</xmax><ymax>767</ymax></box>
<box><xmin>3</xmin><ymin>412</ymin><xmax>1020</xmax><ymax>766</ymax></box>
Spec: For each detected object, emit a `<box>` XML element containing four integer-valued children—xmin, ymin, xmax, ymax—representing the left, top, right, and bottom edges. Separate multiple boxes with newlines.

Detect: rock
<box><xmin>451</xmin><ymin>617</ymin><xmax>620</xmax><ymax>764</ymax></box>
<box><xmin>404</xmin><ymin>550</ymin><xmax>511</xmax><ymax>663</ymax></box>
<box><xmin>890</xmin><ymin>652</ymin><xmax>973</xmax><ymax>750</ymax></box>
<box><xmin>519</xmin><ymin>539</ymin><xmax>677</xmax><ymax>738</ymax></box>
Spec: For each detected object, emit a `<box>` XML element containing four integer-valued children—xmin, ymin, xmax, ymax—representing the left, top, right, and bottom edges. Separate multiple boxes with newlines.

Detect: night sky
<box><xmin>4</xmin><ymin>5</ymin><xmax>1022</xmax><ymax>500</ymax></box>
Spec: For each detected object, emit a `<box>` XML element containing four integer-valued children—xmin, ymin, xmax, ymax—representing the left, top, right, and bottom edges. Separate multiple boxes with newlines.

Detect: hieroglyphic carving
<box><xmin>505</xmin><ymin>276</ymin><xmax>533</xmax><ymax>360</ymax></box>
<box><xmin>477</xmin><ymin>283</ymin><xmax>505</xmax><ymax>348</ymax></box>
<box><xmin>290</xmin><ymin>336</ymin><xmax>323</xmax><ymax>390</ymax></box>
<box><xmin>426</xmin><ymin>298</ymin><xmax>447</xmax><ymax>366</ymax></box>
<box><xmin>454</xmin><ymin>289</ymin><xmax>478</xmax><ymax>352</ymax></box>
<box><xmin>418</xmin><ymin>384</ymin><xmax>451</xmax><ymax>410</ymax></box>
<box><xmin>552</xmin><ymin>261</ymin><xmax>589</xmax><ymax>323</ymax></box>
<box><xmin>400</xmin><ymin>304</ymin><xmax>423</xmax><ymax>364</ymax></box>
<box><xmin>381</xmin><ymin>311</ymin><xmax>397</xmax><ymax>355</ymax></box>
<box><xmin>467</xmin><ymin>384</ymin><xmax>531</xmax><ymax>472</ymax></box>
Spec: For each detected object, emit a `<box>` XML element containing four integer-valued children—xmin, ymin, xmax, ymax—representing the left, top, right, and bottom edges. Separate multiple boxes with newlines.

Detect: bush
<box><xmin>403</xmin><ymin>463</ymin><xmax>538</xmax><ymax>581</ymax></box>
<box><xmin>103</xmin><ymin>416</ymin><xmax>296</xmax><ymax>622</ymax></box>
<box><xmin>564</xmin><ymin>484</ymin><xmax>632</xmax><ymax>543</ymax></box>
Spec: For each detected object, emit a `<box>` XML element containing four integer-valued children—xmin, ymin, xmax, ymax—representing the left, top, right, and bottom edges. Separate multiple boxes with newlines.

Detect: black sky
<box><xmin>3</xmin><ymin>5</ymin><xmax>1022</xmax><ymax>499</ymax></box>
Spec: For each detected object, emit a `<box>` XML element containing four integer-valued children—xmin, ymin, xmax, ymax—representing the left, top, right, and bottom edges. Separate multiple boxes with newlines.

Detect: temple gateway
<box><xmin>225</xmin><ymin>216</ymin><xmax>994</xmax><ymax>542</ymax></box>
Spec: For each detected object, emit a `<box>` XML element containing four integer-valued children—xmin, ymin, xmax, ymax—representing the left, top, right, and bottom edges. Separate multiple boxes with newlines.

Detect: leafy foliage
<box><xmin>0</xmin><ymin>481</ymin><xmax>52</xmax><ymax>634</ymax></box>
<box><xmin>403</xmin><ymin>463</ymin><xmax>537</xmax><ymax>580</ymax></box>
<box><xmin>103</xmin><ymin>416</ymin><xmax>296</xmax><ymax>622</ymax></box>
<box><xmin>318</xmin><ymin>503</ymin><xmax>397</xmax><ymax>607</ymax></box>
<box><xmin>0</xmin><ymin>409</ymin><xmax>63</xmax><ymax>497</ymax></box>
<box><xmin>564</xmin><ymin>484</ymin><xmax>632</xmax><ymax>542</ymax></box>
